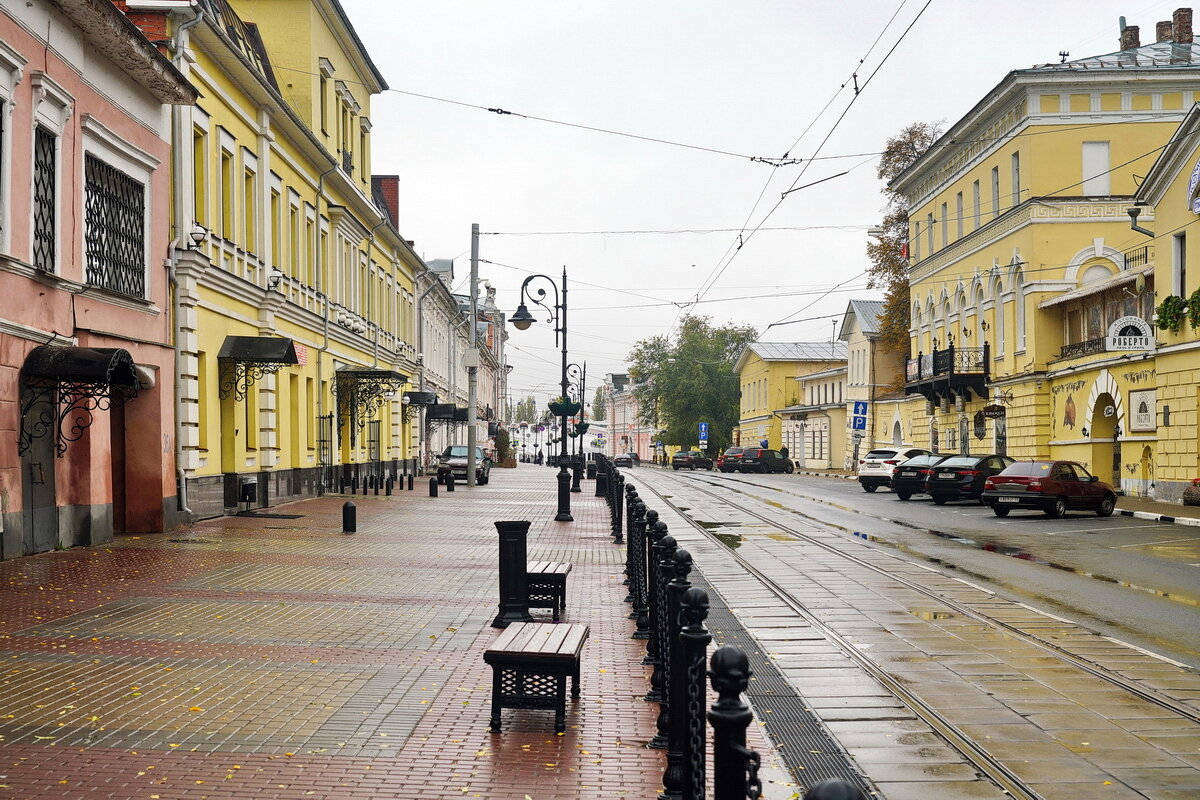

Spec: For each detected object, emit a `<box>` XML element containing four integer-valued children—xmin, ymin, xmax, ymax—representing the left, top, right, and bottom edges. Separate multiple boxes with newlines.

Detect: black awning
<box><xmin>404</xmin><ymin>390</ymin><xmax>437</xmax><ymax>406</ymax></box>
<box><xmin>335</xmin><ymin>366</ymin><xmax>409</xmax><ymax>383</ymax></box>
<box><xmin>218</xmin><ymin>336</ymin><xmax>299</xmax><ymax>364</ymax></box>
<box><xmin>427</xmin><ymin>403</ymin><xmax>455</xmax><ymax>420</ymax></box>
<box><xmin>452</xmin><ymin>407</ymin><xmax>469</xmax><ymax>422</ymax></box>
<box><xmin>22</xmin><ymin>345</ymin><xmax>139</xmax><ymax>387</ymax></box>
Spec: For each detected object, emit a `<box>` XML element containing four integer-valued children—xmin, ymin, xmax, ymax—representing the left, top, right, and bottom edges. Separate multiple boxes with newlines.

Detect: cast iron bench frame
<box><xmin>484</xmin><ymin>622</ymin><xmax>589</xmax><ymax>733</ymax></box>
<box><xmin>526</xmin><ymin>561</ymin><xmax>571</xmax><ymax>621</ymax></box>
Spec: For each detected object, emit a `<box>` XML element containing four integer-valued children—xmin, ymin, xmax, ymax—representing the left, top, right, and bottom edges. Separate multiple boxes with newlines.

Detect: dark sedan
<box><xmin>927</xmin><ymin>454</ymin><xmax>1015</xmax><ymax>504</ymax></box>
<box><xmin>982</xmin><ymin>460</ymin><xmax>1117</xmax><ymax>518</ymax></box>
<box><xmin>890</xmin><ymin>453</ymin><xmax>957</xmax><ymax>500</ymax></box>
<box><xmin>672</xmin><ymin>450</ymin><xmax>713</xmax><ymax>470</ymax></box>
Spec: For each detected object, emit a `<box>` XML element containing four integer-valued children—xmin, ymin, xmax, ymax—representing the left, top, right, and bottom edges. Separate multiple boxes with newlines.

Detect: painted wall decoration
<box><xmin>1129</xmin><ymin>390</ymin><xmax>1156</xmax><ymax>432</ymax></box>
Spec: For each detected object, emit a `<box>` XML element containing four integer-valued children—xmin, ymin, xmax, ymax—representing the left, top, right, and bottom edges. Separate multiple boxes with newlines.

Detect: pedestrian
<box><xmin>535</xmin><ymin>450</ymin><xmax>543</xmax><ymax>465</ymax></box>
<box><xmin>780</xmin><ymin>445</ymin><xmax>789</xmax><ymax>459</ymax></box>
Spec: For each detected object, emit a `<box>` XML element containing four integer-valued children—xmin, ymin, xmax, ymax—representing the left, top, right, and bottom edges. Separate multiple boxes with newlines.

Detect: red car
<box><xmin>982</xmin><ymin>460</ymin><xmax>1117</xmax><ymax>518</ymax></box>
<box><xmin>717</xmin><ymin>447</ymin><xmax>745</xmax><ymax>473</ymax></box>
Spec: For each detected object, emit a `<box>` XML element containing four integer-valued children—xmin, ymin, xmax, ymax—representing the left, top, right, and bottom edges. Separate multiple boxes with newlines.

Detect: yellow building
<box><xmin>734</xmin><ymin>342</ymin><xmax>847</xmax><ymax>450</ymax></box>
<box><xmin>838</xmin><ymin>299</ymin><xmax>906</xmax><ymax>464</ymax></box>
<box><xmin>141</xmin><ymin>0</ymin><xmax>420</xmax><ymax>517</ymax></box>
<box><xmin>894</xmin><ymin>12</ymin><xmax>1200</xmax><ymax>496</ymax></box>
<box><xmin>1130</xmin><ymin>103</ymin><xmax>1200</xmax><ymax>502</ymax></box>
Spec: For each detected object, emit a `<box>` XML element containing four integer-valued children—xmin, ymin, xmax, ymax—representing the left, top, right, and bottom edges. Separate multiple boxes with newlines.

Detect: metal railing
<box><xmin>1057</xmin><ymin>336</ymin><xmax>1106</xmax><ymax>360</ymax></box>
<box><xmin>1123</xmin><ymin>245</ymin><xmax>1153</xmax><ymax>270</ymax></box>
<box><xmin>905</xmin><ymin>344</ymin><xmax>988</xmax><ymax>383</ymax></box>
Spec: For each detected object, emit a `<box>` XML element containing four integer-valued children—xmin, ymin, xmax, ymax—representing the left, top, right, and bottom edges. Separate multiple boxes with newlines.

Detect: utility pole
<box><xmin>466</xmin><ymin>223</ymin><xmax>480</xmax><ymax>487</ymax></box>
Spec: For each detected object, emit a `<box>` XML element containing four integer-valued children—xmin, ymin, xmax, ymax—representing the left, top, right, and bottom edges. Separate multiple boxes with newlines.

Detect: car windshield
<box><xmin>999</xmin><ymin>461</ymin><xmax>1054</xmax><ymax>476</ymax></box>
<box><xmin>864</xmin><ymin>450</ymin><xmax>896</xmax><ymax>460</ymax></box>
<box><xmin>901</xmin><ymin>455</ymin><xmax>939</xmax><ymax>467</ymax></box>
<box><xmin>442</xmin><ymin>446</ymin><xmax>484</xmax><ymax>459</ymax></box>
<box><xmin>723</xmin><ymin>448</ymin><xmax>743</xmax><ymax>455</ymax></box>
<box><xmin>938</xmin><ymin>456</ymin><xmax>984</xmax><ymax>468</ymax></box>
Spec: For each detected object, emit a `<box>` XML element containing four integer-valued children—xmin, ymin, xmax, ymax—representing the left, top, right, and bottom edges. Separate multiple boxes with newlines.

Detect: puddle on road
<box><xmin>713</xmin><ymin>532</ymin><xmax>745</xmax><ymax>549</ymax></box>
<box><xmin>910</xmin><ymin>610</ymin><xmax>954</xmax><ymax>621</ymax></box>
<box><xmin>697</xmin><ymin>521</ymin><xmax>741</xmax><ymax>529</ymax></box>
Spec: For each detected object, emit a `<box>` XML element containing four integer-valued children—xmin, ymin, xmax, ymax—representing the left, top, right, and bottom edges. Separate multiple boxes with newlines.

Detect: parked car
<box><xmin>717</xmin><ymin>447</ymin><xmax>745</xmax><ymax>473</ymax></box>
<box><xmin>672</xmin><ymin>450</ymin><xmax>713</xmax><ymax>470</ymax></box>
<box><xmin>857</xmin><ymin>447</ymin><xmax>930</xmax><ymax>492</ymax></box>
<box><xmin>738</xmin><ymin>448</ymin><xmax>793</xmax><ymax>474</ymax></box>
<box><xmin>613</xmin><ymin>452</ymin><xmax>638</xmax><ymax>467</ymax></box>
<box><xmin>437</xmin><ymin>445</ymin><xmax>492</xmax><ymax>485</ymax></box>
<box><xmin>982</xmin><ymin>460</ymin><xmax>1117</xmax><ymax>518</ymax></box>
<box><xmin>926</xmin><ymin>454</ymin><xmax>1015</xmax><ymax>504</ymax></box>
<box><xmin>890</xmin><ymin>453</ymin><xmax>957</xmax><ymax>500</ymax></box>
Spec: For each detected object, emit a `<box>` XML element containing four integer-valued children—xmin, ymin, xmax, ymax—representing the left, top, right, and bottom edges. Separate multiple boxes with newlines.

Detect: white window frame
<box><xmin>0</xmin><ymin>40</ymin><xmax>27</xmax><ymax>254</ymax></box>
<box><xmin>30</xmin><ymin>70</ymin><xmax>73</xmax><ymax>275</ymax></box>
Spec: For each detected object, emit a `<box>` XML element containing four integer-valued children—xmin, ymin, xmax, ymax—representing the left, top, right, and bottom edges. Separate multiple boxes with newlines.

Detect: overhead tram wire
<box><xmin>687</xmin><ymin>0</ymin><xmax>933</xmax><ymax>315</ymax></box>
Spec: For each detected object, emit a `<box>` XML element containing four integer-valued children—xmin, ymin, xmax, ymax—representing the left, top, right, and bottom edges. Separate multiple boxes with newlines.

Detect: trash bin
<box><xmin>586</xmin><ymin>462</ymin><xmax>597</xmax><ymax>479</ymax></box>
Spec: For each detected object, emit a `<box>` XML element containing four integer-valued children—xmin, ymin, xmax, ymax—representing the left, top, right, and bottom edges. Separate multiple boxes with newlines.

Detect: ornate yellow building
<box><xmin>894</xmin><ymin>12</ymin><xmax>1200</xmax><ymax>499</ymax></box>
<box><xmin>734</xmin><ymin>342</ymin><xmax>847</xmax><ymax>450</ymax></box>
<box><xmin>128</xmin><ymin>0</ymin><xmax>420</xmax><ymax>517</ymax></box>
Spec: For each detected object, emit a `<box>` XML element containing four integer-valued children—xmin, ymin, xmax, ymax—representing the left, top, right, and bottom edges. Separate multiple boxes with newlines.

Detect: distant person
<box><xmin>780</xmin><ymin>446</ymin><xmax>789</xmax><ymax>459</ymax></box>
<box><xmin>535</xmin><ymin>450</ymin><xmax>543</xmax><ymax>465</ymax></box>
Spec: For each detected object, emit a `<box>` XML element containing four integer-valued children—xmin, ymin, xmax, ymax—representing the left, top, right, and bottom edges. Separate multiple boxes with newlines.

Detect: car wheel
<box><xmin>673</xmin><ymin>466</ymin><xmax>679</xmax><ymax>471</ymax></box>
<box><xmin>690</xmin><ymin>463</ymin><xmax>696</xmax><ymax>470</ymax></box>
<box><xmin>785</xmin><ymin>463</ymin><xmax>794</xmax><ymax>474</ymax></box>
<box><xmin>896</xmin><ymin>491</ymin><xmax>912</xmax><ymax>501</ymax></box>
<box><xmin>759</xmin><ymin>464</ymin><xmax>768</xmax><ymax>474</ymax></box>
<box><xmin>932</xmin><ymin>494</ymin><xmax>948</xmax><ymax>505</ymax></box>
<box><xmin>1044</xmin><ymin>496</ymin><xmax>1067</xmax><ymax>518</ymax></box>
<box><xmin>863</xmin><ymin>484</ymin><xmax>878</xmax><ymax>493</ymax></box>
<box><xmin>993</xmin><ymin>507</ymin><xmax>1010</xmax><ymax>517</ymax></box>
<box><xmin>1097</xmin><ymin>495</ymin><xmax>1115</xmax><ymax>517</ymax></box>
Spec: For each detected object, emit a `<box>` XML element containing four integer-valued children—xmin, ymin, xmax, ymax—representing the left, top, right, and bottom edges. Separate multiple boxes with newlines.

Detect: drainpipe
<box><xmin>415</xmin><ymin>271</ymin><xmax>440</xmax><ymax>462</ymax></box>
<box><xmin>313</xmin><ymin>165</ymin><xmax>338</xmax><ymax>489</ymax></box>
<box><xmin>167</xmin><ymin>2</ymin><xmax>205</xmax><ymax>519</ymax></box>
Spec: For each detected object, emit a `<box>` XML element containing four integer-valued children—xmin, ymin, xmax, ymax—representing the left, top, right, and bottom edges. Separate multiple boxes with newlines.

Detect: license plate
<box><xmin>937</xmin><ymin>473</ymin><xmax>955</xmax><ymax>479</ymax></box>
<box><xmin>998</xmin><ymin>496</ymin><xmax>1019</xmax><ymax>504</ymax></box>
<box><xmin>901</xmin><ymin>471</ymin><xmax>917</xmax><ymax>477</ymax></box>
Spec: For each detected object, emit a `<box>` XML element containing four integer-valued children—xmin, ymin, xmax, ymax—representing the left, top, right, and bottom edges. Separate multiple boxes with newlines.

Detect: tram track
<box><xmin>636</xmin><ymin>469</ymin><xmax>1200</xmax><ymax>800</ymax></box>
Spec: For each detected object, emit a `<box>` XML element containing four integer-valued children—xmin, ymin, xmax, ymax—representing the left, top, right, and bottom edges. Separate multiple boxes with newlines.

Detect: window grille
<box><xmin>84</xmin><ymin>154</ymin><xmax>146</xmax><ymax>298</ymax></box>
<box><xmin>33</xmin><ymin>126</ymin><xmax>56</xmax><ymax>271</ymax></box>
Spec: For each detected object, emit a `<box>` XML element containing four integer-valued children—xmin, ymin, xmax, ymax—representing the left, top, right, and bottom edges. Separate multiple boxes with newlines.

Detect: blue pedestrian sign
<box><xmin>851</xmin><ymin>415</ymin><xmax>867</xmax><ymax>430</ymax></box>
<box><xmin>853</xmin><ymin>401</ymin><xmax>868</xmax><ymax>416</ymax></box>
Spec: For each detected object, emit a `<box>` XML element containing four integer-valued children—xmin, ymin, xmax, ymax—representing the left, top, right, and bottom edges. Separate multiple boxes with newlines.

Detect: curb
<box><xmin>1118</xmin><ymin>508</ymin><xmax>1200</xmax><ymax>527</ymax></box>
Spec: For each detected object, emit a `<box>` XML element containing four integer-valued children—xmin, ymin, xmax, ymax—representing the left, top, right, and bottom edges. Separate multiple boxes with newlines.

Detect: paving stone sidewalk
<box><xmin>0</xmin><ymin>466</ymin><xmax>792</xmax><ymax>800</ymax></box>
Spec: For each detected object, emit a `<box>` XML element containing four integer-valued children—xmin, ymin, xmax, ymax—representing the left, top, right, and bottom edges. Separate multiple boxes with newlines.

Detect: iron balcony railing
<box><xmin>1123</xmin><ymin>245</ymin><xmax>1153</xmax><ymax>270</ymax></box>
<box><xmin>905</xmin><ymin>343</ymin><xmax>989</xmax><ymax>384</ymax></box>
<box><xmin>1057</xmin><ymin>337</ymin><xmax>1107</xmax><ymax>360</ymax></box>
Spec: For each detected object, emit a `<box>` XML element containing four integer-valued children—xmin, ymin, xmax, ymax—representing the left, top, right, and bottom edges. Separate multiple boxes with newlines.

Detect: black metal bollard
<box><xmin>644</xmin><ymin>518</ymin><xmax>667</xmax><ymax>672</ymax></box>
<box><xmin>374</xmin><ymin>474</ymin><xmax>380</xmax><ymax>496</ymax></box>
<box><xmin>648</xmin><ymin>530</ymin><xmax>677</xmax><ymax>748</ymax></box>
<box><xmin>679</xmin><ymin>586</ymin><xmax>711</xmax><ymax>800</ymax></box>
<box><xmin>342</xmin><ymin>501</ymin><xmax>356</xmax><ymax>534</ymax></box>
<box><xmin>408</xmin><ymin>474</ymin><xmax>414</xmax><ymax>491</ymax></box>
<box><xmin>626</xmin><ymin>500</ymin><xmax>645</xmax><ymax>608</ymax></box>
<box><xmin>570</xmin><ymin>459</ymin><xmax>582</xmax><ymax>493</ymax></box>
<box><xmin>595</xmin><ymin>463</ymin><xmax>608</xmax><ymax>497</ymax></box>
<box><xmin>624</xmin><ymin>484</ymin><xmax>639</xmax><ymax>545</ymax></box>
<box><xmin>612</xmin><ymin>474</ymin><xmax>625</xmax><ymax>541</ymax></box>
<box><xmin>492</xmin><ymin>520</ymin><xmax>534</xmax><ymax>628</ymax></box>
<box><xmin>803</xmin><ymin>781</ymin><xmax>865</xmax><ymax>800</ymax></box>
<box><xmin>339</xmin><ymin>477</ymin><xmax>347</xmax><ymax>493</ymax></box>
<box><xmin>635</xmin><ymin>509</ymin><xmax>658</xmax><ymax>640</ymax></box>
<box><xmin>429</xmin><ymin>476</ymin><xmax>438</xmax><ymax>497</ymax></box>
<box><xmin>709</xmin><ymin>646</ymin><xmax>763</xmax><ymax>800</ymax></box>
<box><xmin>445</xmin><ymin>472</ymin><xmax>455</xmax><ymax>492</ymax></box>
<box><xmin>386</xmin><ymin>475</ymin><xmax>393</xmax><ymax>496</ymax></box>
<box><xmin>661</xmin><ymin>547</ymin><xmax>693</xmax><ymax>799</ymax></box>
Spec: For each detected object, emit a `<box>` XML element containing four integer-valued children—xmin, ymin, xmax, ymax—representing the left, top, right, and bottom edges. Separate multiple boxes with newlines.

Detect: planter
<box><xmin>1183</xmin><ymin>485</ymin><xmax>1200</xmax><ymax>507</ymax></box>
<box><xmin>574</xmin><ymin>422</ymin><xmax>590</xmax><ymax>435</ymax></box>
<box><xmin>548</xmin><ymin>401</ymin><xmax>582</xmax><ymax>417</ymax></box>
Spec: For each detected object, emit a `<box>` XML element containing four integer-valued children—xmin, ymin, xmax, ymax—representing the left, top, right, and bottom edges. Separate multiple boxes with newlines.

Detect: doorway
<box><xmin>110</xmin><ymin>400</ymin><xmax>127</xmax><ymax>534</ymax></box>
<box><xmin>20</xmin><ymin>388</ymin><xmax>58</xmax><ymax>553</ymax></box>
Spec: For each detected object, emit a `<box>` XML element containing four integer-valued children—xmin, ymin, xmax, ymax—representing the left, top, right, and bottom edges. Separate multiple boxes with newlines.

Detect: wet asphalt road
<box><xmin>642</xmin><ymin>467</ymin><xmax>1200</xmax><ymax>670</ymax></box>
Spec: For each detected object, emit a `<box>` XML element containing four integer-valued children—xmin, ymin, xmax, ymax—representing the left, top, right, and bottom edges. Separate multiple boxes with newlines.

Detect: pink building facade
<box><xmin>0</xmin><ymin>0</ymin><xmax>195</xmax><ymax>559</ymax></box>
<box><xmin>605</xmin><ymin>373</ymin><xmax>655</xmax><ymax>461</ymax></box>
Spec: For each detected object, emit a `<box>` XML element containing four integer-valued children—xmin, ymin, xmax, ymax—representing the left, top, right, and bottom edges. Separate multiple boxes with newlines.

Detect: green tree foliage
<box><xmin>512</xmin><ymin>395</ymin><xmax>538</xmax><ymax>423</ymax></box>
<box><xmin>494</xmin><ymin>427</ymin><xmax>512</xmax><ymax>461</ymax></box>
<box><xmin>590</xmin><ymin>386</ymin><xmax>607</xmax><ymax>421</ymax></box>
<box><xmin>867</xmin><ymin>121</ymin><xmax>941</xmax><ymax>378</ymax></box>
<box><xmin>627</xmin><ymin>315</ymin><xmax>757</xmax><ymax>454</ymax></box>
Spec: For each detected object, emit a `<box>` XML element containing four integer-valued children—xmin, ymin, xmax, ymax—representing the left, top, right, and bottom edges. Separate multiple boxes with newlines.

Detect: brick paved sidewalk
<box><xmin>0</xmin><ymin>466</ymin><xmax>695</xmax><ymax>799</ymax></box>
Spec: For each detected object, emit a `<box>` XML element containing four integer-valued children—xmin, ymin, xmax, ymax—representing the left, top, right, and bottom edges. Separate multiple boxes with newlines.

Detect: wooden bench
<box><xmin>526</xmin><ymin>561</ymin><xmax>571</xmax><ymax>621</ymax></box>
<box><xmin>484</xmin><ymin>622</ymin><xmax>589</xmax><ymax>733</ymax></box>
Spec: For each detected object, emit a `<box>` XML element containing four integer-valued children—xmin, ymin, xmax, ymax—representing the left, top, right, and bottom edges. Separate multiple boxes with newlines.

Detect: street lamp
<box><xmin>567</xmin><ymin>361</ymin><xmax>586</xmax><ymax>492</ymax></box>
<box><xmin>510</xmin><ymin>268</ymin><xmax>573</xmax><ymax>521</ymax></box>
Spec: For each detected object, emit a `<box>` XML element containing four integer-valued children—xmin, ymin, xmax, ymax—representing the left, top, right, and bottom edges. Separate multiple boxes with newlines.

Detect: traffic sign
<box><xmin>698</xmin><ymin>441</ymin><xmax>708</xmax><ymax>450</ymax></box>
<box><xmin>851</xmin><ymin>415</ymin><xmax>867</xmax><ymax>430</ymax></box>
<box><xmin>698</xmin><ymin>422</ymin><xmax>709</xmax><ymax>441</ymax></box>
<box><xmin>853</xmin><ymin>401</ymin><xmax>868</xmax><ymax>416</ymax></box>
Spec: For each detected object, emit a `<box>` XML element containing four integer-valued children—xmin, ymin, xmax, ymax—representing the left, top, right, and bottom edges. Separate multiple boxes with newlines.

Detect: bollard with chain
<box><xmin>627</xmin><ymin>501</ymin><xmax>646</xmax><ymax>615</ymax></box>
<box><xmin>648</xmin><ymin>529</ymin><xmax>677</xmax><ymax>748</ymax></box>
<box><xmin>679</xmin><ymin>586</ymin><xmax>712</xmax><ymax>800</ymax></box>
<box><xmin>709</xmin><ymin>646</ymin><xmax>763</xmax><ymax>800</ymax></box>
<box><xmin>595</xmin><ymin>457</ymin><xmax>608</xmax><ymax>497</ymax></box>
<box><xmin>623</xmin><ymin>483</ymin><xmax>638</xmax><ymax>546</ymax></box>
<box><xmin>634</xmin><ymin>509</ymin><xmax>657</xmax><ymax>640</ymax></box>
<box><xmin>613</xmin><ymin>473</ymin><xmax>625</xmax><ymax>541</ymax></box>
<box><xmin>661</xmin><ymin>547</ymin><xmax>693</xmax><ymax>799</ymax></box>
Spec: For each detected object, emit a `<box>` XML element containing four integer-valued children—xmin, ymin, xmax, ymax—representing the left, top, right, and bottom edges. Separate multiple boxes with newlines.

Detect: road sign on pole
<box><xmin>851</xmin><ymin>415</ymin><xmax>867</xmax><ymax>430</ymax></box>
<box><xmin>853</xmin><ymin>401</ymin><xmax>868</xmax><ymax>416</ymax></box>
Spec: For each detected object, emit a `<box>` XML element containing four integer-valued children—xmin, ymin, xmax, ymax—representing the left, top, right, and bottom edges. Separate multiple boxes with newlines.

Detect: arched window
<box><xmin>1013</xmin><ymin>268</ymin><xmax>1026</xmax><ymax>351</ymax></box>
<box><xmin>992</xmin><ymin>276</ymin><xmax>1006</xmax><ymax>356</ymax></box>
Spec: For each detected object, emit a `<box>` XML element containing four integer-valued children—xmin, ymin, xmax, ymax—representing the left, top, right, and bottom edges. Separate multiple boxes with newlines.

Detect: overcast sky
<box><xmin>345</xmin><ymin>0</ymin><xmax>1180</xmax><ymax>405</ymax></box>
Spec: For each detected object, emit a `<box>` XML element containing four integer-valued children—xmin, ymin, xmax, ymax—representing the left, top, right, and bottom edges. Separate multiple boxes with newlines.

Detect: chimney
<box><xmin>1174</xmin><ymin>7</ymin><xmax>1193</xmax><ymax>43</ymax></box>
<box><xmin>1121</xmin><ymin>24</ymin><xmax>1141</xmax><ymax>50</ymax></box>
<box><xmin>372</xmin><ymin>175</ymin><xmax>400</xmax><ymax>228</ymax></box>
<box><xmin>1157</xmin><ymin>20</ymin><xmax>1174</xmax><ymax>41</ymax></box>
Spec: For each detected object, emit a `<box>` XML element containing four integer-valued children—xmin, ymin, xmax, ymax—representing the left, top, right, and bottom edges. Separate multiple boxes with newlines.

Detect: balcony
<box><xmin>1123</xmin><ymin>245</ymin><xmax>1153</xmax><ymax>270</ymax></box>
<box><xmin>341</xmin><ymin>150</ymin><xmax>353</xmax><ymax>177</ymax></box>
<box><xmin>1056</xmin><ymin>337</ymin><xmax>1106</xmax><ymax>361</ymax></box>
<box><xmin>904</xmin><ymin>343</ymin><xmax>990</xmax><ymax>403</ymax></box>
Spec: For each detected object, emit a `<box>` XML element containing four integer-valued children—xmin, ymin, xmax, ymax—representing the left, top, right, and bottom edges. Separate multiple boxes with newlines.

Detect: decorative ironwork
<box><xmin>19</xmin><ymin>348</ymin><xmax>139</xmax><ymax>458</ymax></box>
<box><xmin>317</xmin><ymin>412</ymin><xmax>334</xmax><ymax>492</ymax></box>
<box><xmin>335</xmin><ymin>368</ymin><xmax>406</xmax><ymax>444</ymax></box>
<box><xmin>1057</xmin><ymin>336</ymin><xmax>1106</xmax><ymax>360</ymax></box>
<box><xmin>33</xmin><ymin>126</ymin><xmax>56</xmax><ymax>272</ymax></box>
<box><xmin>219</xmin><ymin>358</ymin><xmax>284</xmax><ymax>401</ymax></box>
<box><xmin>680</xmin><ymin>587</ymin><xmax>711</xmax><ymax>800</ymax></box>
<box><xmin>84</xmin><ymin>155</ymin><xmax>146</xmax><ymax>298</ymax></box>
<box><xmin>1123</xmin><ymin>245</ymin><xmax>1153</xmax><ymax>270</ymax></box>
<box><xmin>905</xmin><ymin>344</ymin><xmax>990</xmax><ymax>403</ymax></box>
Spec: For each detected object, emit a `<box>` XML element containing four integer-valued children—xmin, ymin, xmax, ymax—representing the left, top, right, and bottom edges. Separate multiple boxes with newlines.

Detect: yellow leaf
<box><xmin>189</xmin><ymin>707</ymin><xmax>204</xmax><ymax>712</ymax></box>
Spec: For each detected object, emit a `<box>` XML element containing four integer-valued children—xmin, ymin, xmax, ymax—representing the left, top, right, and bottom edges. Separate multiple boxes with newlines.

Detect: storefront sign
<box><xmin>1105</xmin><ymin>316</ymin><xmax>1154</xmax><ymax>351</ymax></box>
<box><xmin>982</xmin><ymin>404</ymin><xmax>1006</xmax><ymax>419</ymax></box>
<box><xmin>1129</xmin><ymin>389</ymin><xmax>1156</xmax><ymax>432</ymax></box>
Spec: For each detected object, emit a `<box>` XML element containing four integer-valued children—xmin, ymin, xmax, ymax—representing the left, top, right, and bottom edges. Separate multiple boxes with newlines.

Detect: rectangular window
<box><xmin>243</xmin><ymin>167</ymin><xmax>256</xmax><ymax>253</ymax></box>
<box><xmin>245</xmin><ymin>384</ymin><xmax>258</xmax><ymax>451</ymax></box>
<box><xmin>270</xmin><ymin>189</ymin><xmax>281</xmax><ymax>268</ymax></box>
<box><xmin>1174</xmin><ymin>233</ymin><xmax>1187</xmax><ymax>296</ymax></box>
<box><xmin>192</xmin><ymin>128</ymin><xmax>208</xmax><ymax>228</ymax></box>
<box><xmin>319</xmin><ymin>74</ymin><xmax>328</xmax><ymax>134</ymax></box>
<box><xmin>306</xmin><ymin>378</ymin><xmax>316</xmax><ymax>450</ymax></box>
<box><xmin>1082</xmin><ymin>141</ymin><xmax>1111</xmax><ymax>196</ymax></box>
<box><xmin>32</xmin><ymin>125</ymin><xmax>56</xmax><ymax>271</ymax></box>
<box><xmin>83</xmin><ymin>154</ymin><xmax>146</xmax><ymax>298</ymax></box>
<box><xmin>288</xmin><ymin>204</ymin><xmax>300</xmax><ymax>280</ymax></box>
<box><xmin>912</xmin><ymin>221</ymin><xmax>921</xmax><ymax>260</ymax></box>
<box><xmin>219</xmin><ymin>149</ymin><xmax>233</xmax><ymax>239</ymax></box>
<box><xmin>926</xmin><ymin>213</ymin><xmax>934</xmax><ymax>253</ymax></box>
<box><xmin>972</xmin><ymin>180</ymin><xmax>981</xmax><ymax>229</ymax></box>
<box><xmin>939</xmin><ymin>203</ymin><xmax>948</xmax><ymax>247</ymax></box>
<box><xmin>289</xmin><ymin>373</ymin><xmax>301</xmax><ymax>467</ymax></box>
<box><xmin>990</xmin><ymin>166</ymin><xmax>1000</xmax><ymax>218</ymax></box>
<box><xmin>1011</xmin><ymin>152</ymin><xmax>1021</xmax><ymax>206</ymax></box>
<box><xmin>197</xmin><ymin>351</ymin><xmax>209</xmax><ymax>452</ymax></box>
<box><xmin>955</xmin><ymin>192</ymin><xmax>964</xmax><ymax>239</ymax></box>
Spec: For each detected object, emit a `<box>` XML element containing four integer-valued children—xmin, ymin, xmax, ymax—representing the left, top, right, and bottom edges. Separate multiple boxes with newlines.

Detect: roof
<box><xmin>792</xmin><ymin>366</ymin><xmax>848</xmax><ymax>382</ymax></box>
<box><xmin>1026</xmin><ymin>39</ymin><xmax>1200</xmax><ymax>71</ymax></box>
<box><xmin>748</xmin><ymin>342</ymin><xmax>848</xmax><ymax>361</ymax></box>
<box><xmin>838</xmin><ymin>299</ymin><xmax>885</xmax><ymax>340</ymax></box>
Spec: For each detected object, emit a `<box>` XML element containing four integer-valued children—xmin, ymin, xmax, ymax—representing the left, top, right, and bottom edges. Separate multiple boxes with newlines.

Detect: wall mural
<box><xmin>1052</xmin><ymin>379</ymin><xmax>1087</xmax><ymax>434</ymax></box>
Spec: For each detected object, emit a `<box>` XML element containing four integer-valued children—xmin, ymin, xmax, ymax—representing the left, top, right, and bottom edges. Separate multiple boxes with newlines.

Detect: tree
<box><xmin>512</xmin><ymin>395</ymin><xmax>538</xmax><ymax>424</ymax></box>
<box><xmin>627</xmin><ymin>315</ymin><xmax>757</xmax><ymax>455</ymax></box>
<box><xmin>494</xmin><ymin>427</ymin><xmax>512</xmax><ymax>462</ymax></box>
<box><xmin>590</xmin><ymin>386</ymin><xmax>607</xmax><ymax>421</ymax></box>
<box><xmin>866</xmin><ymin>121</ymin><xmax>941</xmax><ymax>377</ymax></box>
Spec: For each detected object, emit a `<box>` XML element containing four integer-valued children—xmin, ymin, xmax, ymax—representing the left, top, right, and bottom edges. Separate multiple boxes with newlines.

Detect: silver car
<box><xmin>857</xmin><ymin>447</ymin><xmax>929</xmax><ymax>492</ymax></box>
<box><xmin>437</xmin><ymin>445</ymin><xmax>491</xmax><ymax>484</ymax></box>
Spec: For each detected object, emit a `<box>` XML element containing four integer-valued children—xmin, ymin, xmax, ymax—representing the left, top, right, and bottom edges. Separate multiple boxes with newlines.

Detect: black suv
<box><xmin>890</xmin><ymin>453</ymin><xmax>956</xmax><ymax>500</ymax></box>
<box><xmin>928</xmin><ymin>454</ymin><xmax>1014</xmax><ymax>504</ymax></box>
<box><xmin>672</xmin><ymin>450</ymin><xmax>713</xmax><ymax>470</ymax></box>
<box><xmin>738</xmin><ymin>448</ymin><xmax>793</xmax><ymax>474</ymax></box>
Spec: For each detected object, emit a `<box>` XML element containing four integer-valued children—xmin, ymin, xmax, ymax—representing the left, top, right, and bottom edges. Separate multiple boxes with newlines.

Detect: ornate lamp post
<box><xmin>567</xmin><ymin>361</ymin><xmax>587</xmax><ymax>491</ymax></box>
<box><xmin>510</xmin><ymin>268</ymin><xmax>573</xmax><ymax>522</ymax></box>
